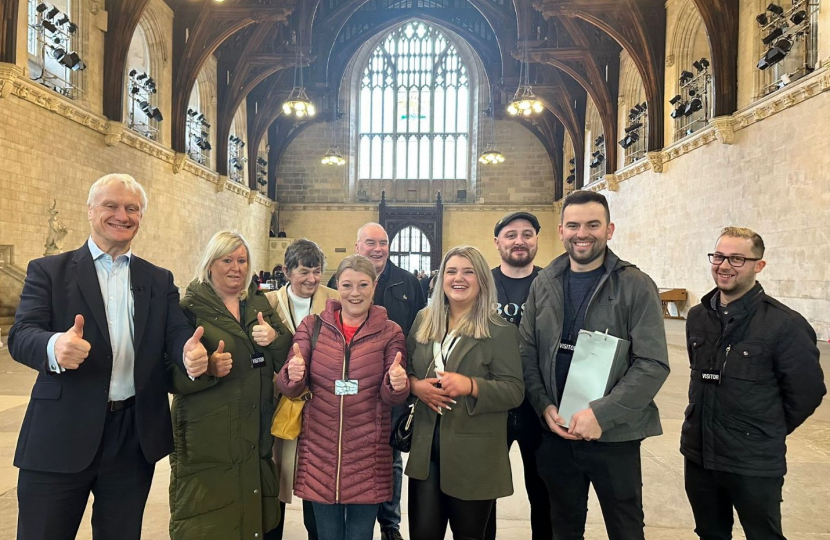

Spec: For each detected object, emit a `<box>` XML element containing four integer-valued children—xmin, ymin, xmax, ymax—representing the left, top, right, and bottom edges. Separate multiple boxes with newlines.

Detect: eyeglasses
<box><xmin>707</xmin><ymin>253</ymin><xmax>762</xmax><ymax>267</ymax></box>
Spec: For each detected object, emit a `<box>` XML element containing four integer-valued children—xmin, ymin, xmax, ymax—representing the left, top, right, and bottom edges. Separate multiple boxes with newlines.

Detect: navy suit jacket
<box><xmin>9</xmin><ymin>244</ymin><xmax>193</xmax><ymax>473</ymax></box>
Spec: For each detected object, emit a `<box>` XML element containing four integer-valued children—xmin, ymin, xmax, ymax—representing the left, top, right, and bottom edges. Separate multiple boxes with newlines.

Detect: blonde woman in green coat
<box><xmin>167</xmin><ymin>231</ymin><xmax>291</xmax><ymax>540</ymax></box>
<box><xmin>406</xmin><ymin>246</ymin><xmax>525</xmax><ymax>540</ymax></box>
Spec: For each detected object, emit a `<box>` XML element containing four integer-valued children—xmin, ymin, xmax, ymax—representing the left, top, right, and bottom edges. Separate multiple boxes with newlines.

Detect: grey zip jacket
<box><xmin>519</xmin><ymin>248</ymin><xmax>670</xmax><ymax>442</ymax></box>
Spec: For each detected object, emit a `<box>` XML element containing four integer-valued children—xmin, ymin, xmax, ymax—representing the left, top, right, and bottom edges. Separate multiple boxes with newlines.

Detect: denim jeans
<box><xmin>313</xmin><ymin>502</ymin><xmax>380</xmax><ymax>540</ymax></box>
<box><xmin>377</xmin><ymin>405</ymin><xmax>405</xmax><ymax>531</ymax></box>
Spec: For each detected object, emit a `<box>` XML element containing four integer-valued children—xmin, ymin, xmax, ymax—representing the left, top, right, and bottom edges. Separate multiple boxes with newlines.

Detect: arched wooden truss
<box><xmin>0</xmin><ymin>0</ymin><xmax>740</xmax><ymax>197</ymax></box>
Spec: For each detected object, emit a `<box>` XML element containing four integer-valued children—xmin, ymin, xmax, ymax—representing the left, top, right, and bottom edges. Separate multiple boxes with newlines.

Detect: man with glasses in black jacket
<box><xmin>682</xmin><ymin>226</ymin><xmax>825</xmax><ymax>540</ymax></box>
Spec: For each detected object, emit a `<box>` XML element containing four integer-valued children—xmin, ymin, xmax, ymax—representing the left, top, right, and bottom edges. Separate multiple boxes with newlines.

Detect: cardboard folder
<box><xmin>557</xmin><ymin>329</ymin><xmax>630</xmax><ymax>428</ymax></box>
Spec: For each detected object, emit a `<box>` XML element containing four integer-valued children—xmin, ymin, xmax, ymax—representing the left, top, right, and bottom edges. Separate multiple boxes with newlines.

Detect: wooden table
<box><xmin>659</xmin><ymin>288</ymin><xmax>688</xmax><ymax>319</ymax></box>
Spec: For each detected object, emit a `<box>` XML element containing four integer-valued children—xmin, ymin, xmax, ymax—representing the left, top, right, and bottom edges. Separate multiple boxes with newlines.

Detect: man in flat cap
<box><xmin>485</xmin><ymin>211</ymin><xmax>552</xmax><ymax>540</ymax></box>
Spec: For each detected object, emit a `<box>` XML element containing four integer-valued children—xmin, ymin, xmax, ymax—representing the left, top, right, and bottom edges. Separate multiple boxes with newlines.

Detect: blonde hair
<box><xmin>194</xmin><ymin>230</ymin><xmax>254</xmax><ymax>299</ymax></box>
<box><xmin>718</xmin><ymin>227</ymin><xmax>765</xmax><ymax>258</ymax></box>
<box><xmin>87</xmin><ymin>174</ymin><xmax>149</xmax><ymax>214</ymax></box>
<box><xmin>334</xmin><ymin>254</ymin><xmax>377</xmax><ymax>284</ymax></box>
<box><xmin>415</xmin><ymin>246</ymin><xmax>502</xmax><ymax>343</ymax></box>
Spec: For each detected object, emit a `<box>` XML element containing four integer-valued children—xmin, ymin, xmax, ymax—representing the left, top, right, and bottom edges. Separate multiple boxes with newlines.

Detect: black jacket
<box><xmin>9</xmin><ymin>244</ymin><xmax>194</xmax><ymax>473</ymax></box>
<box><xmin>681</xmin><ymin>283</ymin><xmax>825</xmax><ymax>477</ymax></box>
<box><xmin>376</xmin><ymin>261</ymin><xmax>427</xmax><ymax>337</ymax></box>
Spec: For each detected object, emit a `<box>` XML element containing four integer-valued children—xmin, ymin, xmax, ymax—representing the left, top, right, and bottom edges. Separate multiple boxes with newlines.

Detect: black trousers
<box><xmin>485</xmin><ymin>401</ymin><xmax>552</xmax><ymax>540</ymax></box>
<box><xmin>685</xmin><ymin>458</ymin><xmax>786</xmax><ymax>540</ymax></box>
<box><xmin>409</xmin><ymin>459</ymin><xmax>494</xmax><ymax>540</ymax></box>
<box><xmin>536</xmin><ymin>433</ymin><xmax>644</xmax><ymax>540</ymax></box>
<box><xmin>268</xmin><ymin>500</ymin><xmax>319</xmax><ymax>540</ymax></box>
<box><xmin>17</xmin><ymin>406</ymin><xmax>154</xmax><ymax>540</ymax></box>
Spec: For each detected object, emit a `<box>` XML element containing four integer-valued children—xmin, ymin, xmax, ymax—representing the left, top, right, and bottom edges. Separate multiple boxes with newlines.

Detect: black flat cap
<box><xmin>494</xmin><ymin>212</ymin><xmax>541</xmax><ymax>237</ymax></box>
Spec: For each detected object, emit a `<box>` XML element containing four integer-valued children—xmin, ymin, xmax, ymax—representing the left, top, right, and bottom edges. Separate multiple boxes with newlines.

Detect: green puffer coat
<box><xmin>167</xmin><ymin>280</ymin><xmax>291</xmax><ymax>540</ymax></box>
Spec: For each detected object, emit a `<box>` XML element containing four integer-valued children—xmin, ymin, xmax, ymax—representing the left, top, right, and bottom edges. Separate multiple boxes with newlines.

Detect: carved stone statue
<box><xmin>44</xmin><ymin>200</ymin><xmax>68</xmax><ymax>256</ymax></box>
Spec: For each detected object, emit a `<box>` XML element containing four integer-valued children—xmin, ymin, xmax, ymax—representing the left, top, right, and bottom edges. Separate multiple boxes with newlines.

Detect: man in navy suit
<box><xmin>9</xmin><ymin>174</ymin><xmax>209</xmax><ymax>540</ymax></box>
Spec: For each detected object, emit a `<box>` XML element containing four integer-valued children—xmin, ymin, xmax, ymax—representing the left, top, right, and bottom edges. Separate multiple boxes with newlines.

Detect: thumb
<box><xmin>292</xmin><ymin>343</ymin><xmax>303</xmax><ymax>361</ymax></box>
<box><xmin>216</xmin><ymin>340</ymin><xmax>225</xmax><ymax>354</ymax></box>
<box><xmin>435</xmin><ymin>370</ymin><xmax>445</xmax><ymax>377</ymax></box>
<box><xmin>188</xmin><ymin>326</ymin><xmax>204</xmax><ymax>347</ymax></box>
<box><xmin>71</xmin><ymin>314</ymin><xmax>85</xmax><ymax>337</ymax></box>
<box><xmin>257</xmin><ymin>312</ymin><xmax>265</xmax><ymax>325</ymax></box>
<box><xmin>391</xmin><ymin>352</ymin><xmax>402</xmax><ymax>369</ymax></box>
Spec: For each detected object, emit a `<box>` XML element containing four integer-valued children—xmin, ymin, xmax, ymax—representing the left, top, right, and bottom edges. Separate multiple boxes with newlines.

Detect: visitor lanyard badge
<box><xmin>558</xmin><ymin>339</ymin><xmax>576</xmax><ymax>356</ymax></box>
<box><xmin>335</xmin><ymin>379</ymin><xmax>359</xmax><ymax>396</ymax></box>
<box><xmin>701</xmin><ymin>369</ymin><xmax>721</xmax><ymax>384</ymax></box>
<box><xmin>251</xmin><ymin>353</ymin><xmax>266</xmax><ymax>369</ymax></box>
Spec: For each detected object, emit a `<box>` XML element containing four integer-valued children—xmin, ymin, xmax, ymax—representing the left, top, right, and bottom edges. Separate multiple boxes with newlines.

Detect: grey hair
<box><xmin>194</xmin><ymin>230</ymin><xmax>254</xmax><ymax>300</ymax></box>
<box><xmin>87</xmin><ymin>174</ymin><xmax>149</xmax><ymax>214</ymax></box>
<box><xmin>284</xmin><ymin>239</ymin><xmax>326</xmax><ymax>274</ymax></box>
<box><xmin>415</xmin><ymin>246</ymin><xmax>502</xmax><ymax>343</ymax></box>
<box><xmin>356</xmin><ymin>222</ymin><xmax>388</xmax><ymax>243</ymax></box>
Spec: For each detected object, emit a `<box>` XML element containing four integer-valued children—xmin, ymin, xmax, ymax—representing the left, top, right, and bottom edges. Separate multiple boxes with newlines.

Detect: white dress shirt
<box><xmin>47</xmin><ymin>237</ymin><xmax>136</xmax><ymax>401</ymax></box>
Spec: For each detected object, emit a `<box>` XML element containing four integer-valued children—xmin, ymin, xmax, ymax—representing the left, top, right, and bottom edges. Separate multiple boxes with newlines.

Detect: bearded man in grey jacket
<box><xmin>520</xmin><ymin>190</ymin><xmax>669</xmax><ymax>540</ymax></box>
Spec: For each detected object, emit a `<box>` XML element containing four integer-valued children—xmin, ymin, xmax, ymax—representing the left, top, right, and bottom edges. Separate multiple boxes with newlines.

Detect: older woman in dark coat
<box><xmin>167</xmin><ymin>230</ymin><xmax>291</xmax><ymax>540</ymax></box>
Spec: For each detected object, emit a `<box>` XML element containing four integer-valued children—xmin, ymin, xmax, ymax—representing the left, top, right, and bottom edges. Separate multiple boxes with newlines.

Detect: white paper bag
<box><xmin>557</xmin><ymin>329</ymin><xmax>630</xmax><ymax>428</ymax></box>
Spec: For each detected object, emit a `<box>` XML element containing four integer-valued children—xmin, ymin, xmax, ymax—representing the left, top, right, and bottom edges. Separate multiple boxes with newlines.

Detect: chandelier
<box><xmin>321</xmin><ymin>146</ymin><xmax>346</xmax><ymax>166</ymax></box>
<box><xmin>479</xmin><ymin>143</ymin><xmax>506</xmax><ymax>165</ymax></box>
<box><xmin>479</xmin><ymin>104</ymin><xmax>505</xmax><ymax>165</ymax></box>
<box><xmin>508</xmin><ymin>39</ymin><xmax>544</xmax><ymax>117</ymax></box>
<box><xmin>283</xmin><ymin>36</ymin><xmax>315</xmax><ymax>118</ymax></box>
<box><xmin>321</xmin><ymin>104</ymin><xmax>346</xmax><ymax>165</ymax></box>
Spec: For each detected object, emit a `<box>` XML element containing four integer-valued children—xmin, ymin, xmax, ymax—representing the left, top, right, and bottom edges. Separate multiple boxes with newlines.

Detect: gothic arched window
<box><xmin>358</xmin><ymin>21</ymin><xmax>470</xmax><ymax>182</ymax></box>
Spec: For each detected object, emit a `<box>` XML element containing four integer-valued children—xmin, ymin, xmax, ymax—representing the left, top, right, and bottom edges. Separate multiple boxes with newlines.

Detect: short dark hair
<box><xmin>284</xmin><ymin>239</ymin><xmax>326</xmax><ymax>274</ymax></box>
<box><xmin>561</xmin><ymin>190</ymin><xmax>611</xmax><ymax>223</ymax></box>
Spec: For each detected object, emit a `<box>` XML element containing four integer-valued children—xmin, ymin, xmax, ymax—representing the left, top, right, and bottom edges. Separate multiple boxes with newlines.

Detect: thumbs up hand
<box><xmin>287</xmin><ymin>343</ymin><xmax>306</xmax><ymax>383</ymax></box>
<box><xmin>208</xmin><ymin>340</ymin><xmax>233</xmax><ymax>378</ymax></box>
<box><xmin>252</xmin><ymin>312</ymin><xmax>277</xmax><ymax>347</ymax></box>
<box><xmin>388</xmin><ymin>352</ymin><xmax>407</xmax><ymax>391</ymax></box>
<box><xmin>54</xmin><ymin>314</ymin><xmax>91</xmax><ymax>369</ymax></box>
<box><xmin>183</xmin><ymin>326</ymin><xmax>209</xmax><ymax>378</ymax></box>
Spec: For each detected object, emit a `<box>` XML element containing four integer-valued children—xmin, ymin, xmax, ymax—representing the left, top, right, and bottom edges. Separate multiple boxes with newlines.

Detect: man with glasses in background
<box><xmin>682</xmin><ymin>226</ymin><xmax>825</xmax><ymax>540</ymax></box>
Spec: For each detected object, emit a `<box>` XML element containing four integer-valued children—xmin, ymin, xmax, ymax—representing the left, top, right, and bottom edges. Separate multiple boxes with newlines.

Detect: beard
<box><xmin>563</xmin><ymin>238</ymin><xmax>606</xmax><ymax>267</ymax></box>
<box><xmin>500</xmin><ymin>246</ymin><xmax>537</xmax><ymax>268</ymax></box>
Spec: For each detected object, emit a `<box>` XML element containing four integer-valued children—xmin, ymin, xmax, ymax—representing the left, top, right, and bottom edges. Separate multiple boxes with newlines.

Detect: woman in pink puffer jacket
<box><xmin>275</xmin><ymin>255</ymin><xmax>410</xmax><ymax>540</ymax></box>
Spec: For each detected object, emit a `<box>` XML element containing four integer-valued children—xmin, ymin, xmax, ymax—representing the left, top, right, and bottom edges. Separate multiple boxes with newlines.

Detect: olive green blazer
<box><xmin>404</xmin><ymin>312</ymin><xmax>524</xmax><ymax>501</ymax></box>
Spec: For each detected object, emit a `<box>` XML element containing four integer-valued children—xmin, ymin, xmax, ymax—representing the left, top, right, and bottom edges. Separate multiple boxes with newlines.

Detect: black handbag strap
<box><xmin>307</xmin><ymin>315</ymin><xmax>322</xmax><ymax>369</ymax></box>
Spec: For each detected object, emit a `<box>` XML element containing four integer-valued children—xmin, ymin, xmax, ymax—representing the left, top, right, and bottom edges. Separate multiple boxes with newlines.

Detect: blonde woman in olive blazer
<box><xmin>265</xmin><ymin>239</ymin><xmax>340</xmax><ymax>538</ymax></box>
<box><xmin>405</xmin><ymin>246</ymin><xmax>525</xmax><ymax>540</ymax></box>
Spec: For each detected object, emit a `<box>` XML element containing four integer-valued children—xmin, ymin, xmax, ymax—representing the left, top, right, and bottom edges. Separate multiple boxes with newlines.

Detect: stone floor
<box><xmin>0</xmin><ymin>320</ymin><xmax>827</xmax><ymax>539</ymax></box>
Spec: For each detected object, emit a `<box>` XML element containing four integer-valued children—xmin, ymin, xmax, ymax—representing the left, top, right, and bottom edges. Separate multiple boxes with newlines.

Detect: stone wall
<box><xmin>275</xmin><ymin>118</ymin><xmax>557</xmax><ymax>205</ymax></box>
<box><xmin>0</xmin><ymin>80</ymin><xmax>271</xmax><ymax>289</ymax></box>
<box><xmin>596</xmin><ymin>72</ymin><xmax>830</xmax><ymax>340</ymax></box>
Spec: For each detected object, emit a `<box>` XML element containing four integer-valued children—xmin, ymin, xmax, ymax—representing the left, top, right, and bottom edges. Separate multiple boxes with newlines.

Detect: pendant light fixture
<box><xmin>507</xmin><ymin>38</ymin><xmax>544</xmax><ymax>117</ymax></box>
<box><xmin>479</xmin><ymin>102</ymin><xmax>505</xmax><ymax>165</ymax></box>
<box><xmin>321</xmin><ymin>94</ymin><xmax>345</xmax><ymax>166</ymax></box>
<box><xmin>282</xmin><ymin>29</ymin><xmax>315</xmax><ymax>118</ymax></box>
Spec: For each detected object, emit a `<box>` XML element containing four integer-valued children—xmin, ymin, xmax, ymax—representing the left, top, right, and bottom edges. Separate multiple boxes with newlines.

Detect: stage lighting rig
<box><xmin>29</xmin><ymin>3</ymin><xmax>86</xmax><ymax>96</ymax></box>
<box><xmin>127</xmin><ymin>69</ymin><xmax>162</xmax><ymax>138</ymax></box>
<box><xmin>186</xmin><ymin>108</ymin><xmax>212</xmax><ymax>164</ymax></box>
<box><xmin>566</xmin><ymin>157</ymin><xmax>576</xmax><ymax>185</ymax></box>
<box><xmin>228</xmin><ymin>135</ymin><xmax>248</xmax><ymax>183</ymax></box>
<box><xmin>755</xmin><ymin>1</ymin><xmax>811</xmax><ymax>72</ymax></box>
<box><xmin>669</xmin><ymin>58</ymin><xmax>711</xmax><ymax>138</ymax></box>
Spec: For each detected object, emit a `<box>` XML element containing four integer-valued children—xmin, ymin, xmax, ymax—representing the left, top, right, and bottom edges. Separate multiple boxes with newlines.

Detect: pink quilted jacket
<box><xmin>275</xmin><ymin>300</ymin><xmax>409</xmax><ymax>504</ymax></box>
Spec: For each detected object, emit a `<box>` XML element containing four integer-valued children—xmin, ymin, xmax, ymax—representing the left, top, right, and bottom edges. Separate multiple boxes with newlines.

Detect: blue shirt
<box><xmin>47</xmin><ymin>237</ymin><xmax>136</xmax><ymax>401</ymax></box>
